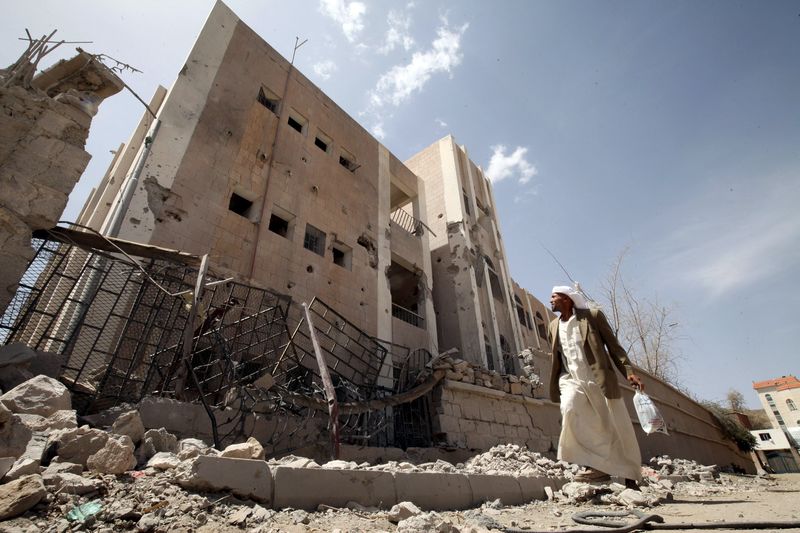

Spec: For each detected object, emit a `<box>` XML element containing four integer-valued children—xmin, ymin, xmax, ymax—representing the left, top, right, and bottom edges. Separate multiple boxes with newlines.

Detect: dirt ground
<box><xmin>3</xmin><ymin>473</ymin><xmax>799</xmax><ymax>532</ymax></box>
<box><xmin>246</xmin><ymin>473</ymin><xmax>800</xmax><ymax>533</ymax></box>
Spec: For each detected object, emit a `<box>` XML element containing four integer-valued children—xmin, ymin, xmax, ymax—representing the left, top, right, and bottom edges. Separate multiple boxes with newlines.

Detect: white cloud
<box><xmin>485</xmin><ymin>145</ymin><xmax>538</xmax><ymax>184</ymax></box>
<box><xmin>313</xmin><ymin>60</ymin><xmax>337</xmax><ymax>81</ymax></box>
<box><xmin>658</xmin><ymin>176</ymin><xmax>800</xmax><ymax>299</ymax></box>
<box><xmin>369</xmin><ymin>20</ymin><xmax>469</xmax><ymax>108</ymax></box>
<box><xmin>435</xmin><ymin>118</ymin><xmax>448</xmax><ymax>128</ymax></box>
<box><xmin>513</xmin><ymin>188</ymin><xmax>538</xmax><ymax>203</ymax></box>
<box><xmin>319</xmin><ymin>0</ymin><xmax>366</xmax><ymax>43</ymax></box>
<box><xmin>378</xmin><ymin>9</ymin><xmax>415</xmax><ymax>55</ymax></box>
<box><xmin>371</xmin><ymin>122</ymin><xmax>386</xmax><ymax>139</ymax></box>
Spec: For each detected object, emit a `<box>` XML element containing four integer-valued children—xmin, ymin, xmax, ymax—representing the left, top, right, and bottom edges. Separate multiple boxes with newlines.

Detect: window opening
<box><xmin>500</xmin><ymin>335</ymin><xmax>513</xmax><ymax>375</ymax></box>
<box><xmin>268</xmin><ymin>214</ymin><xmax>289</xmax><ymax>237</ymax></box>
<box><xmin>463</xmin><ymin>188</ymin><xmax>471</xmax><ymax>217</ymax></box>
<box><xmin>484</xmin><ymin>335</ymin><xmax>495</xmax><ymax>371</ymax></box>
<box><xmin>535</xmin><ymin>312</ymin><xmax>547</xmax><ymax>340</ymax></box>
<box><xmin>228</xmin><ymin>193</ymin><xmax>253</xmax><ymax>218</ymax></box>
<box><xmin>485</xmin><ymin>256</ymin><xmax>504</xmax><ymax>302</ymax></box>
<box><xmin>515</xmin><ymin>295</ymin><xmax>528</xmax><ymax>328</ymax></box>
<box><xmin>288</xmin><ymin>116</ymin><xmax>303</xmax><ymax>133</ymax></box>
<box><xmin>303</xmin><ymin>224</ymin><xmax>326</xmax><ymax>256</ymax></box>
<box><xmin>257</xmin><ymin>87</ymin><xmax>280</xmax><ymax>114</ymax></box>
<box><xmin>332</xmin><ymin>242</ymin><xmax>352</xmax><ymax>270</ymax></box>
<box><xmin>339</xmin><ymin>149</ymin><xmax>358</xmax><ymax>172</ymax></box>
<box><xmin>314</xmin><ymin>130</ymin><xmax>332</xmax><ymax>153</ymax></box>
<box><xmin>787</xmin><ymin>399</ymin><xmax>797</xmax><ymax>411</ymax></box>
<box><xmin>759</xmin><ymin>433</ymin><xmax>771</xmax><ymax>441</ymax></box>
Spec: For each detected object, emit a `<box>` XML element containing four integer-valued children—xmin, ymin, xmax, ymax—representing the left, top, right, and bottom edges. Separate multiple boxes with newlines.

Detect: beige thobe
<box><xmin>557</xmin><ymin>315</ymin><xmax>642</xmax><ymax>481</ymax></box>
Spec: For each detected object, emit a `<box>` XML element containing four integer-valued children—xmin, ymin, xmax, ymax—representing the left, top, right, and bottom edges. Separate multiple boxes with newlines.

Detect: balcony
<box><xmin>392</xmin><ymin>303</ymin><xmax>424</xmax><ymax>329</ymax></box>
<box><xmin>390</xmin><ymin>207</ymin><xmax>423</xmax><ymax>237</ymax></box>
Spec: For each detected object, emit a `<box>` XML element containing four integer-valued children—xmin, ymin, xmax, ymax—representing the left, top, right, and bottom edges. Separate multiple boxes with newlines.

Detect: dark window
<box><xmin>228</xmin><ymin>193</ymin><xmax>253</xmax><ymax>218</ymax></box>
<box><xmin>332</xmin><ymin>243</ymin><xmax>352</xmax><ymax>270</ymax></box>
<box><xmin>484</xmin><ymin>335</ymin><xmax>494</xmax><ymax>372</ymax></box>
<box><xmin>500</xmin><ymin>335</ymin><xmax>513</xmax><ymax>375</ymax></box>
<box><xmin>339</xmin><ymin>153</ymin><xmax>358</xmax><ymax>172</ymax></box>
<box><xmin>315</xmin><ymin>137</ymin><xmax>328</xmax><ymax>152</ymax></box>
<box><xmin>788</xmin><ymin>399</ymin><xmax>797</xmax><ymax>411</ymax></box>
<box><xmin>463</xmin><ymin>189</ymin><xmax>471</xmax><ymax>216</ymax></box>
<box><xmin>303</xmin><ymin>224</ymin><xmax>326</xmax><ymax>256</ymax></box>
<box><xmin>535</xmin><ymin>312</ymin><xmax>547</xmax><ymax>340</ymax></box>
<box><xmin>268</xmin><ymin>214</ymin><xmax>289</xmax><ymax>237</ymax></box>
<box><xmin>288</xmin><ymin>116</ymin><xmax>304</xmax><ymax>133</ymax></box>
<box><xmin>759</xmin><ymin>433</ymin><xmax>771</xmax><ymax>441</ymax></box>
<box><xmin>257</xmin><ymin>87</ymin><xmax>279</xmax><ymax>114</ymax></box>
<box><xmin>515</xmin><ymin>295</ymin><xmax>528</xmax><ymax>328</ymax></box>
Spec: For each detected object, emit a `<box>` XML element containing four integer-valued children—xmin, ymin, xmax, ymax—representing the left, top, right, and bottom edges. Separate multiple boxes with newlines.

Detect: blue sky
<box><xmin>3</xmin><ymin>0</ymin><xmax>798</xmax><ymax>408</ymax></box>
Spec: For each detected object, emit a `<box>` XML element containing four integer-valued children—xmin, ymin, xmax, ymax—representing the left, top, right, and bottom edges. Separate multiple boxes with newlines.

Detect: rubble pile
<box><xmin>431</xmin><ymin>353</ymin><xmax>541</xmax><ymax>397</ymax></box>
<box><xmin>0</xmin><ymin>374</ymin><xmax>772</xmax><ymax>531</ymax></box>
<box><xmin>462</xmin><ymin>444</ymin><xmax>577</xmax><ymax>478</ymax></box>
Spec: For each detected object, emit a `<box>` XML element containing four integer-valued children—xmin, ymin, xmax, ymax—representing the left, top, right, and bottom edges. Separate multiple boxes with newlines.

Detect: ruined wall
<box><xmin>0</xmin><ymin>51</ymin><xmax>122</xmax><ymax>313</ymax></box>
<box><xmin>431</xmin><ymin>370</ymin><xmax>756</xmax><ymax>473</ymax></box>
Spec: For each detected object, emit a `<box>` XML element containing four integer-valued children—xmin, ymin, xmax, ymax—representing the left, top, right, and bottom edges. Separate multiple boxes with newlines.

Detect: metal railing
<box><xmin>390</xmin><ymin>208</ymin><xmax>423</xmax><ymax>236</ymax></box>
<box><xmin>391</xmin><ymin>303</ymin><xmax>424</xmax><ymax>329</ymax></box>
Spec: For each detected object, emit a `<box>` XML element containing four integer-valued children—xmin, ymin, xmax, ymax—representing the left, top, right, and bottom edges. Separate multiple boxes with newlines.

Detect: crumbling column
<box><xmin>0</xmin><ymin>45</ymin><xmax>123</xmax><ymax>313</ymax></box>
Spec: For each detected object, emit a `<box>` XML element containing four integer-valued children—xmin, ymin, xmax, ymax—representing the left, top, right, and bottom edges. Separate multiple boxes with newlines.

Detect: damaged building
<box><xmin>0</xmin><ymin>2</ymin><xmax>761</xmax><ymax>520</ymax></box>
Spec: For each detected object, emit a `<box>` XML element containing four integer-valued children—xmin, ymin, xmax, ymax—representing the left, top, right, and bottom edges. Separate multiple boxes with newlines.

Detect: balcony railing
<box><xmin>390</xmin><ymin>208</ymin><xmax>423</xmax><ymax>236</ymax></box>
<box><xmin>392</xmin><ymin>303</ymin><xmax>424</xmax><ymax>329</ymax></box>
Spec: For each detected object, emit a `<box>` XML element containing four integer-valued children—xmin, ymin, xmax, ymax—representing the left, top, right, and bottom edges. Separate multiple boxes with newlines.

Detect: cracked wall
<box><xmin>0</xmin><ymin>50</ymin><xmax>122</xmax><ymax>312</ymax></box>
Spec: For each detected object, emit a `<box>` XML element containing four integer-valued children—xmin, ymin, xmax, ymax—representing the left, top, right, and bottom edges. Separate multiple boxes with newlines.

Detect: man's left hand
<box><xmin>628</xmin><ymin>374</ymin><xmax>644</xmax><ymax>391</ymax></box>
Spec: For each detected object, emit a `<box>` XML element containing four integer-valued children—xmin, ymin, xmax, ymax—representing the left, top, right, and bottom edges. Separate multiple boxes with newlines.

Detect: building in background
<box><xmin>405</xmin><ymin>137</ymin><xmax>554</xmax><ymax>376</ymax></box>
<box><xmin>752</xmin><ymin>374</ymin><xmax>800</xmax><ymax>468</ymax></box>
<box><xmin>750</xmin><ymin>427</ymin><xmax>800</xmax><ymax>474</ymax></box>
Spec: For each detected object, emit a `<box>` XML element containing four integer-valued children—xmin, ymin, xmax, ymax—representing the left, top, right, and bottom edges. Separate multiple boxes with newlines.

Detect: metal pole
<box><xmin>302</xmin><ymin>302</ymin><xmax>340</xmax><ymax>459</ymax></box>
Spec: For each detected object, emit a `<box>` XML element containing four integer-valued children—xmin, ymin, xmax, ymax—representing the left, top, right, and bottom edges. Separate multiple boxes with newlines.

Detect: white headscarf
<box><xmin>552</xmin><ymin>284</ymin><xmax>589</xmax><ymax>310</ymax></box>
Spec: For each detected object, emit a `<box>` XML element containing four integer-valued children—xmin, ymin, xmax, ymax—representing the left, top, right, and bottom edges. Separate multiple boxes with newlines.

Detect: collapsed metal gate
<box><xmin>0</xmin><ymin>227</ymin><xmax>434</xmax><ymax>453</ymax></box>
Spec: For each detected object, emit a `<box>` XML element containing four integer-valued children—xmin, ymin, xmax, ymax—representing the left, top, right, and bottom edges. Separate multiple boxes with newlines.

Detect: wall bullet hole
<box><xmin>360</xmin><ymin>287</ymin><xmax>365</xmax><ymax>292</ymax></box>
<box><xmin>311</xmin><ymin>185</ymin><xmax>318</xmax><ymax>194</ymax></box>
<box><xmin>306</xmin><ymin>265</ymin><xmax>314</xmax><ymax>273</ymax></box>
<box><xmin>287</xmin><ymin>282</ymin><xmax>295</xmax><ymax>289</ymax></box>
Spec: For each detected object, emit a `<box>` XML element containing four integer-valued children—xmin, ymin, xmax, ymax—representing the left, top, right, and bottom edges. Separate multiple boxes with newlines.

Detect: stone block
<box><xmin>0</xmin><ymin>374</ymin><xmax>71</xmax><ymax>416</ymax></box>
<box><xmin>394</xmin><ymin>471</ymin><xmax>472</xmax><ymax>510</ymax></box>
<box><xmin>517</xmin><ymin>476</ymin><xmax>567</xmax><ymax>502</ymax></box>
<box><xmin>0</xmin><ymin>474</ymin><xmax>46</xmax><ymax>520</ymax></box>
<box><xmin>273</xmin><ymin>466</ymin><xmax>396</xmax><ymax>511</ymax></box>
<box><xmin>467</xmin><ymin>474</ymin><xmax>524</xmax><ymax>506</ymax></box>
<box><xmin>178</xmin><ymin>455</ymin><xmax>272</xmax><ymax>504</ymax></box>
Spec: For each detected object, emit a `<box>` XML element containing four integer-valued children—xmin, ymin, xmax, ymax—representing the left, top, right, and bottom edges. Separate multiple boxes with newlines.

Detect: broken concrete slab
<box><xmin>48</xmin><ymin>426</ymin><xmax>109</xmax><ymax>466</ymax></box>
<box><xmin>467</xmin><ymin>473</ymin><xmax>524</xmax><ymax>506</ymax></box>
<box><xmin>86</xmin><ymin>434</ymin><xmax>136</xmax><ymax>474</ymax></box>
<box><xmin>0</xmin><ymin>374</ymin><xmax>71</xmax><ymax>416</ymax></box>
<box><xmin>177</xmin><ymin>455</ymin><xmax>272</xmax><ymax>504</ymax></box>
<box><xmin>394</xmin><ymin>471</ymin><xmax>473</xmax><ymax>511</ymax></box>
<box><xmin>0</xmin><ymin>404</ymin><xmax>32</xmax><ymax>459</ymax></box>
<box><xmin>136</xmin><ymin>427</ymin><xmax>178</xmax><ymax>463</ymax></box>
<box><xmin>111</xmin><ymin>410</ymin><xmax>145</xmax><ymax>444</ymax></box>
<box><xmin>2</xmin><ymin>457</ymin><xmax>39</xmax><ymax>482</ymax></box>
<box><xmin>17</xmin><ymin>409</ymin><xmax>77</xmax><ymax>433</ymax></box>
<box><xmin>220</xmin><ymin>436</ymin><xmax>264</xmax><ymax>460</ymax></box>
<box><xmin>517</xmin><ymin>476</ymin><xmax>567</xmax><ymax>502</ymax></box>
<box><xmin>0</xmin><ymin>474</ymin><xmax>47</xmax><ymax>520</ymax></box>
<box><xmin>43</xmin><ymin>471</ymin><xmax>103</xmax><ymax>495</ymax></box>
<box><xmin>387</xmin><ymin>501</ymin><xmax>422</xmax><ymax>523</ymax></box>
<box><xmin>43</xmin><ymin>461</ymin><xmax>83</xmax><ymax>476</ymax></box>
<box><xmin>0</xmin><ymin>457</ymin><xmax>14</xmax><ymax>479</ymax></box>
<box><xmin>272</xmin><ymin>466</ymin><xmax>396</xmax><ymax>511</ymax></box>
<box><xmin>147</xmin><ymin>452</ymin><xmax>181</xmax><ymax>470</ymax></box>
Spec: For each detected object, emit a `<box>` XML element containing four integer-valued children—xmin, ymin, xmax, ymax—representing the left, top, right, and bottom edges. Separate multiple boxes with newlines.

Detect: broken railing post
<box><xmin>302</xmin><ymin>302</ymin><xmax>340</xmax><ymax>460</ymax></box>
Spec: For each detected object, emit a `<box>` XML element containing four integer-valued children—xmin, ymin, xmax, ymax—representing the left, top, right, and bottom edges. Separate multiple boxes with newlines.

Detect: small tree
<box><xmin>599</xmin><ymin>249</ymin><xmax>683</xmax><ymax>386</ymax></box>
<box><xmin>726</xmin><ymin>389</ymin><xmax>747</xmax><ymax>412</ymax></box>
<box><xmin>703</xmin><ymin>401</ymin><xmax>757</xmax><ymax>452</ymax></box>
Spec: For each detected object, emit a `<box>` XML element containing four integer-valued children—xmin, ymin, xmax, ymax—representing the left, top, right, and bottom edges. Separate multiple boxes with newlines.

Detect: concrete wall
<box><xmin>430</xmin><ymin>371</ymin><xmax>756</xmax><ymax>473</ymax></box>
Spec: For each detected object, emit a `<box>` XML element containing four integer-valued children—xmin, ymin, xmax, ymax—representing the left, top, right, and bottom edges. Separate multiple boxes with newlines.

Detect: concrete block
<box><xmin>467</xmin><ymin>473</ymin><xmax>524</xmax><ymax>506</ymax></box>
<box><xmin>273</xmin><ymin>466</ymin><xmax>396</xmax><ymax>511</ymax></box>
<box><xmin>394</xmin><ymin>471</ymin><xmax>472</xmax><ymax>511</ymax></box>
<box><xmin>517</xmin><ymin>476</ymin><xmax>567</xmax><ymax>502</ymax></box>
<box><xmin>180</xmin><ymin>455</ymin><xmax>272</xmax><ymax>504</ymax></box>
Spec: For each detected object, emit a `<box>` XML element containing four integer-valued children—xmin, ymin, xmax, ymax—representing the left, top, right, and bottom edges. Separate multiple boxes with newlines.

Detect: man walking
<box><xmin>548</xmin><ymin>285</ymin><xmax>643</xmax><ymax>485</ymax></box>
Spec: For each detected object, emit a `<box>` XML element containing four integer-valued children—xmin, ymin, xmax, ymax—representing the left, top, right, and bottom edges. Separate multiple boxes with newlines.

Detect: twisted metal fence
<box><xmin>0</xmin><ymin>227</ymin><xmax>435</xmax><ymax>453</ymax></box>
